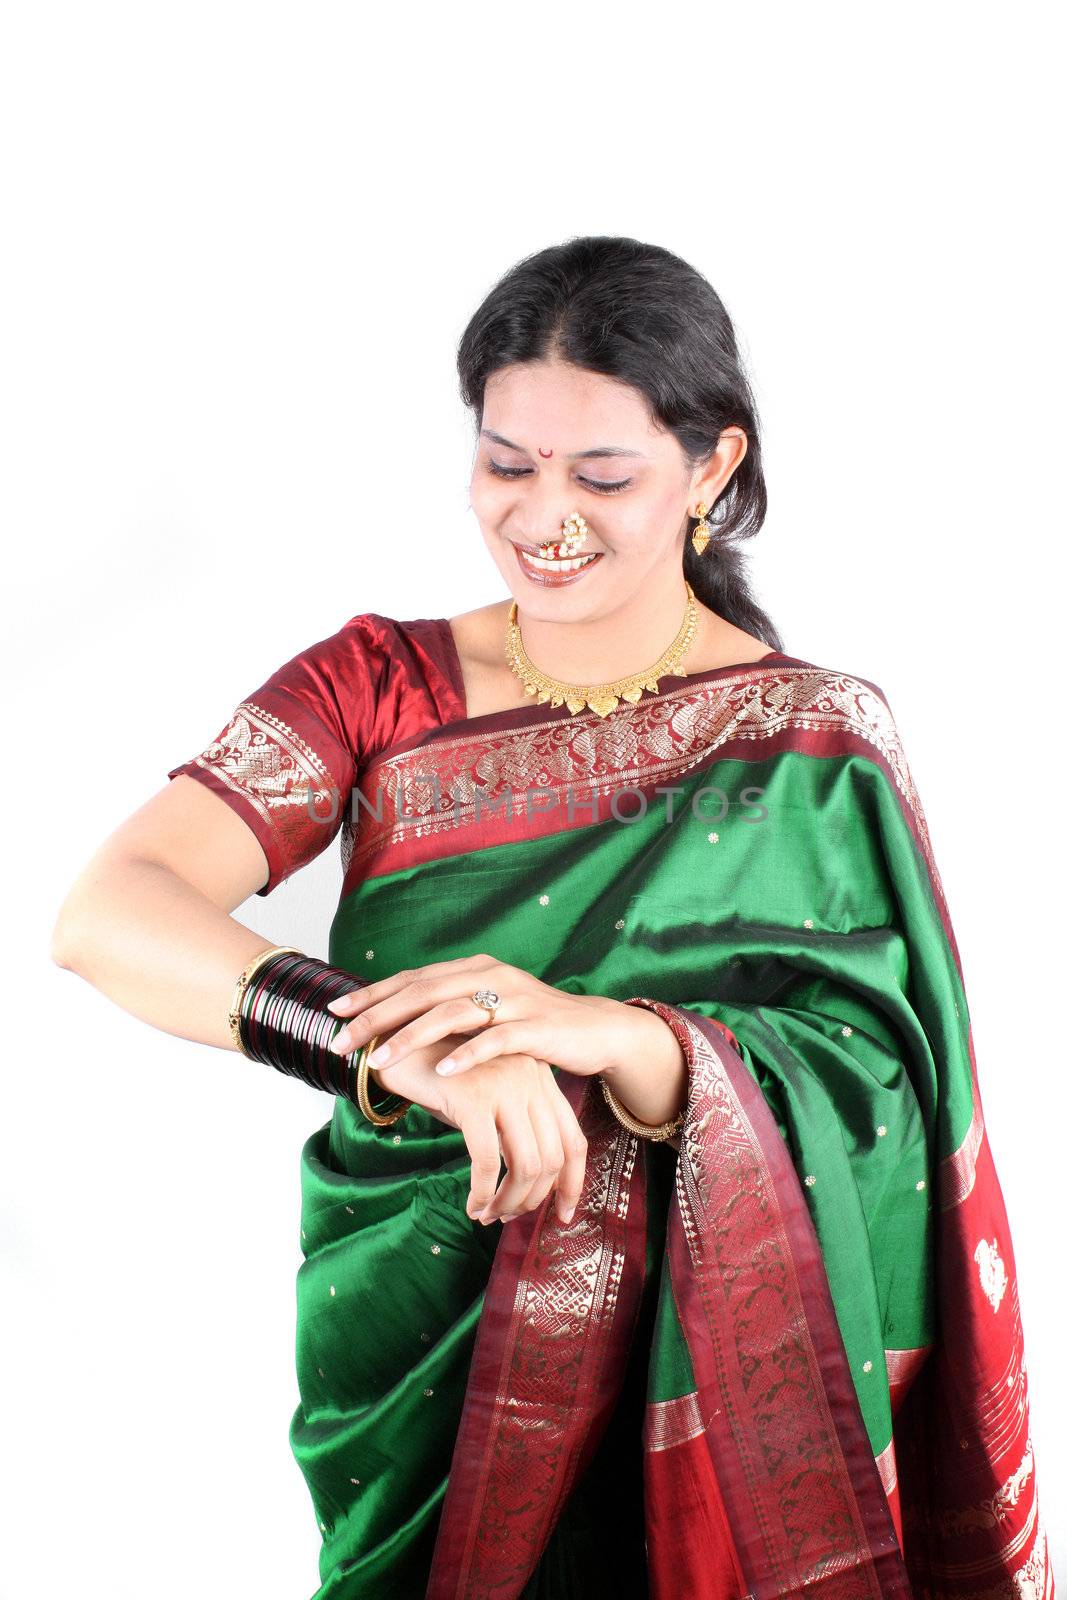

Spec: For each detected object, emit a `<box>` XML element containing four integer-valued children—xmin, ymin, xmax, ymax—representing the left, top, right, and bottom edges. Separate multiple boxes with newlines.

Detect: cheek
<box><xmin>594</xmin><ymin>499</ymin><xmax>656</xmax><ymax>549</ymax></box>
<box><xmin>469</xmin><ymin>477</ymin><xmax>512</xmax><ymax>526</ymax></box>
<box><xmin>613</xmin><ymin>485</ymin><xmax>682</xmax><ymax>548</ymax></box>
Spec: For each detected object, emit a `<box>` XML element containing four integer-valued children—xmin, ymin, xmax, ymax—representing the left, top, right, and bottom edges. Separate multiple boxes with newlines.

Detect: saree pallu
<box><xmin>278</xmin><ymin>649</ymin><xmax>1053</xmax><ymax>1600</ymax></box>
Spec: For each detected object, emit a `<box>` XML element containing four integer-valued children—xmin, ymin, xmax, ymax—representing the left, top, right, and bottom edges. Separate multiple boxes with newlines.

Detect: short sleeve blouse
<box><xmin>166</xmin><ymin>612</ymin><xmax>465</xmax><ymax>894</ymax></box>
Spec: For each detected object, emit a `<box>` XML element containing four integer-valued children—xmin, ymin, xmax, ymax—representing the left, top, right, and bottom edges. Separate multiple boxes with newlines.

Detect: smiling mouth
<box><xmin>510</xmin><ymin>540</ymin><xmax>603</xmax><ymax>573</ymax></box>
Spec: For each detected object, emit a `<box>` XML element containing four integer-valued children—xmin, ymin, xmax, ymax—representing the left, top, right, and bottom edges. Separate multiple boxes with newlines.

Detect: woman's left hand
<box><xmin>326</xmin><ymin>953</ymin><xmax>632</xmax><ymax>1079</ymax></box>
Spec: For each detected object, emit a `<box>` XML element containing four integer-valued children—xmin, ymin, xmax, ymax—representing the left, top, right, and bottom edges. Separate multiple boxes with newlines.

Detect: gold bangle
<box><xmin>355</xmin><ymin>1032</ymin><xmax>412</xmax><ymax>1127</ymax></box>
<box><xmin>599</xmin><ymin>1073</ymin><xmax>684</xmax><ymax>1142</ymax></box>
<box><xmin>228</xmin><ymin>945</ymin><xmax>305</xmax><ymax>1055</ymax></box>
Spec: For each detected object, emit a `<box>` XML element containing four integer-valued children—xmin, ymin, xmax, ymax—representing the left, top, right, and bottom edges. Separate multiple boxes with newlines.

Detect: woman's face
<box><xmin>469</xmin><ymin>355</ymin><xmax>745</xmax><ymax>616</ymax></box>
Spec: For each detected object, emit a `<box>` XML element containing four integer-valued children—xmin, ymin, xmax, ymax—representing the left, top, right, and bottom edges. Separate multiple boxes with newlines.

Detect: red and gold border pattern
<box><xmin>939</xmin><ymin>1031</ymin><xmax>987</xmax><ymax>1212</ymax></box>
<box><xmin>184</xmin><ymin>699</ymin><xmax>344</xmax><ymax>880</ymax></box>
<box><xmin>898</xmin><ymin>1144</ymin><xmax>1055</xmax><ymax>1595</ymax></box>
<box><xmin>424</xmin><ymin>1067</ymin><xmax>649</xmax><ymax>1598</ymax></box>
<box><xmin>349</xmin><ymin>662</ymin><xmax>945</xmax><ymax>908</ymax></box>
<box><xmin>408</xmin><ymin>665</ymin><xmax>1053</xmax><ymax>1598</ymax></box>
<box><xmin>425</xmin><ymin>988</ymin><xmax>1053</xmax><ymax>1595</ymax></box>
<box><xmin>427</xmin><ymin>997</ymin><xmax>912</xmax><ymax>1599</ymax></box>
<box><xmin>632</xmin><ymin>999</ymin><xmax>911</xmax><ymax>1597</ymax></box>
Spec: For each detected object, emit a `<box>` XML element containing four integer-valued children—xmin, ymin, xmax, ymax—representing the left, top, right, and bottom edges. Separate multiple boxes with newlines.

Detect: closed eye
<box><xmin>486</xmin><ymin>460</ymin><xmax>632</xmax><ymax>495</ymax></box>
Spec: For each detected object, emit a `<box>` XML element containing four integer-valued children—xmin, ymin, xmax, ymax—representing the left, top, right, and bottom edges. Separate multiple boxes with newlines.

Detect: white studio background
<box><xmin>2</xmin><ymin>5</ymin><xmax>1063</xmax><ymax>1596</ymax></box>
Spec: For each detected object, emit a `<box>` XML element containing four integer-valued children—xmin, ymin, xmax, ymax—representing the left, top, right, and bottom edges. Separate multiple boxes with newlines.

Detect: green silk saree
<box><xmin>169</xmin><ymin>614</ymin><xmax>1054</xmax><ymax>1600</ymax></box>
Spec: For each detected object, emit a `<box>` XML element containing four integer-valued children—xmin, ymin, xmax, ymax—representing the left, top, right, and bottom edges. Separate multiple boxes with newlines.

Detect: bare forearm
<box><xmin>598</xmin><ymin>999</ymin><xmax>688</xmax><ymax>1128</ymax></box>
<box><xmin>51</xmin><ymin>857</ymin><xmax>274</xmax><ymax>1051</ymax></box>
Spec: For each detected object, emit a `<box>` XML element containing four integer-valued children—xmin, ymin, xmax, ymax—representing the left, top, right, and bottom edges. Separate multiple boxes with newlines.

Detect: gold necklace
<box><xmin>504</xmin><ymin>581</ymin><xmax>699</xmax><ymax>718</ymax></box>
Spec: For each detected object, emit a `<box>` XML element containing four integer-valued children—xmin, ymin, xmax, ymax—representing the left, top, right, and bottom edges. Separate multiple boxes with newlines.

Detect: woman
<box><xmin>51</xmin><ymin>236</ymin><xmax>1054</xmax><ymax>1600</ymax></box>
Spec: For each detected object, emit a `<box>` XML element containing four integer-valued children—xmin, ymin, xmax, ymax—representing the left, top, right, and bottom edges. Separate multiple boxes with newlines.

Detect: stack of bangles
<box><xmin>227</xmin><ymin>945</ymin><xmax>412</xmax><ymax>1128</ymax></box>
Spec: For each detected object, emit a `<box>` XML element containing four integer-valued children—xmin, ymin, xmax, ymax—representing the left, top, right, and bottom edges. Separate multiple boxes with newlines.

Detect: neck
<box><xmin>510</xmin><ymin>569</ymin><xmax>701</xmax><ymax>684</ymax></box>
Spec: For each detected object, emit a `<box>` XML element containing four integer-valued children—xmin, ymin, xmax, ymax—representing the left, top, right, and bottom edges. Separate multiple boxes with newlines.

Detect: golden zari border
<box><xmin>189</xmin><ymin>699</ymin><xmax>344</xmax><ymax>879</ymax></box>
<box><xmin>355</xmin><ymin>662</ymin><xmax>990</xmax><ymax>1213</ymax></box>
<box><xmin>351</xmin><ymin>662</ymin><xmax>946</xmax><ymax>907</ymax></box>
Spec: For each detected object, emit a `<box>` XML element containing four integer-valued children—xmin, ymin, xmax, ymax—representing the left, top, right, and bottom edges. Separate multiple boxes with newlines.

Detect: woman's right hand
<box><xmin>367</xmin><ymin>1037</ymin><xmax>588</xmax><ymax>1228</ymax></box>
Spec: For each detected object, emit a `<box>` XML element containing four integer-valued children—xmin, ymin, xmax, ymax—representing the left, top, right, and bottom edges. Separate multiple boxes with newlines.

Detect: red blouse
<box><xmin>167</xmin><ymin>613</ymin><xmax>466</xmax><ymax>895</ymax></box>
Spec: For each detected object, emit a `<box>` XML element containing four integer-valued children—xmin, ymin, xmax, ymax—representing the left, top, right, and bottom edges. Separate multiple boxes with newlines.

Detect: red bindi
<box><xmin>538</xmin><ymin>447</ymin><xmax>553</xmax><ymax>458</ymax></box>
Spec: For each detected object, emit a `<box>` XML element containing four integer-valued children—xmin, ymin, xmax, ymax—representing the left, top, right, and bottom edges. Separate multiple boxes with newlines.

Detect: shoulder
<box><xmin>260</xmin><ymin>609</ymin><xmax>453</xmax><ymax>690</ymax></box>
<box><xmin>759</xmin><ymin>648</ymin><xmax>895</xmax><ymax>725</ymax></box>
<box><xmin>270</xmin><ymin>608</ymin><xmax>466</xmax><ymax>756</ymax></box>
<box><xmin>739</xmin><ymin>650</ymin><xmax>922</xmax><ymax>798</ymax></box>
<box><xmin>271</xmin><ymin>610</ymin><xmax>394</xmax><ymax>677</ymax></box>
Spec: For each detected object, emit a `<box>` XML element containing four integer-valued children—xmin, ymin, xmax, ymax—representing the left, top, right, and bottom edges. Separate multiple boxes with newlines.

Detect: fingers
<box><xmin>551</xmin><ymin>1093</ymin><xmax>588</xmax><ymax>1225</ymax></box>
<box><xmin>435</xmin><ymin>1019</ymin><xmax>532</xmax><ymax>1076</ymax></box>
<box><xmin>329</xmin><ymin>991</ymin><xmax>473</xmax><ymax>1060</ymax></box>
<box><xmin>328</xmin><ymin>968</ymin><xmax>521</xmax><ymax>1062</ymax></box>
<box><xmin>325</xmin><ymin>954</ymin><xmax>497</xmax><ymax>1018</ymax></box>
<box><xmin>520</xmin><ymin>1089</ymin><xmax>569</xmax><ymax>1220</ymax></box>
<box><xmin>475</xmin><ymin>1097</ymin><xmax>543</xmax><ymax>1226</ymax></box>
<box><xmin>460</xmin><ymin>1062</ymin><xmax>575</xmax><ymax>1222</ymax></box>
<box><xmin>463</xmin><ymin>1103</ymin><xmax>505</xmax><ymax>1221</ymax></box>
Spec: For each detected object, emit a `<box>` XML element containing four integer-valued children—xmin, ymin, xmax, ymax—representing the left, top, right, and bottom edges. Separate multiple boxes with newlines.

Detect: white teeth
<box><xmin>521</xmin><ymin>550</ymin><xmax>598</xmax><ymax>573</ymax></box>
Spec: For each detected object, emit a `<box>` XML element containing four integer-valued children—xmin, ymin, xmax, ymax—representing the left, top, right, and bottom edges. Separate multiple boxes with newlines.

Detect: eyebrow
<box><xmin>480</xmin><ymin>428</ymin><xmax>648</xmax><ymax>460</ymax></box>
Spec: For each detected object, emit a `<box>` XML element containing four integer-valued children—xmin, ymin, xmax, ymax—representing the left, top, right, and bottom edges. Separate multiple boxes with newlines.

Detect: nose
<box><xmin>516</xmin><ymin>468</ymin><xmax>577</xmax><ymax>544</ymax></box>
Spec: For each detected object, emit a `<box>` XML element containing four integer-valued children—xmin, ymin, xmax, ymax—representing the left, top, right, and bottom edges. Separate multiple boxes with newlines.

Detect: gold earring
<box><xmin>690</xmin><ymin>502</ymin><xmax>712</xmax><ymax>555</ymax></box>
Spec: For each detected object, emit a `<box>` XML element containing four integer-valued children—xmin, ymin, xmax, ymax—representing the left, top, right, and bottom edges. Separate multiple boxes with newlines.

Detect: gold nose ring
<box><xmin>538</xmin><ymin>511</ymin><xmax>590</xmax><ymax>560</ymax></box>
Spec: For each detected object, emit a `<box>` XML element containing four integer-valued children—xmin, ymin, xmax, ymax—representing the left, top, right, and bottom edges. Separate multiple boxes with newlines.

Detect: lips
<box><xmin>510</xmin><ymin>543</ymin><xmax>604</xmax><ymax>587</ymax></box>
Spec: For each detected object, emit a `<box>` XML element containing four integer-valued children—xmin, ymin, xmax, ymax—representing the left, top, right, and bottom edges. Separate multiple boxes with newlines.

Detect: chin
<box><xmin>503</xmin><ymin>580</ymin><xmax>607</xmax><ymax>613</ymax></box>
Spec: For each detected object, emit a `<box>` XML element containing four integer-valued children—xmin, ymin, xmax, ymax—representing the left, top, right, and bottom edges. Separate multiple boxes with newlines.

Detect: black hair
<box><xmin>456</xmin><ymin>234</ymin><xmax>783</xmax><ymax>651</ymax></box>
